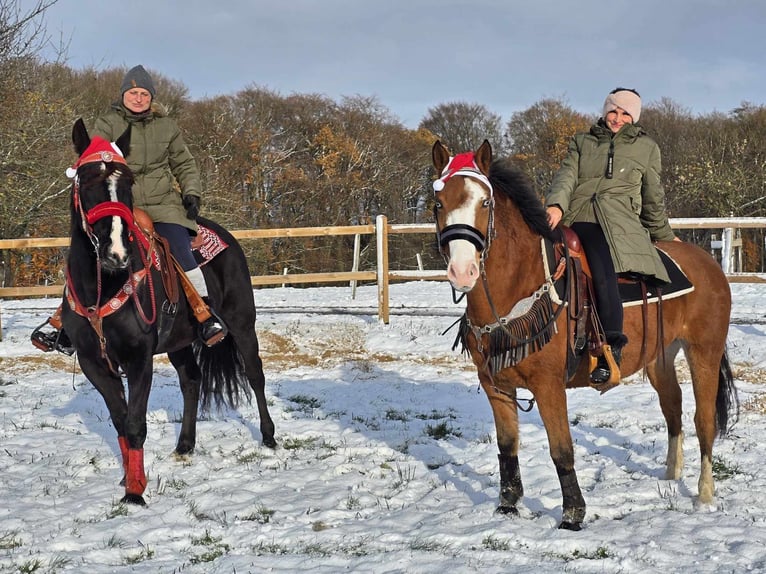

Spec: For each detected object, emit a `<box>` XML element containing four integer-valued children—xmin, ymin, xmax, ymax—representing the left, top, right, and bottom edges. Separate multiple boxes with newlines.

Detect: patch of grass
<box><xmin>236</xmin><ymin>449</ymin><xmax>264</xmax><ymax>464</ymax></box>
<box><xmin>712</xmin><ymin>455</ymin><xmax>742</xmax><ymax>480</ymax></box>
<box><xmin>301</xmin><ymin>542</ymin><xmax>332</xmax><ymax>557</ymax></box>
<box><xmin>415</xmin><ymin>409</ymin><xmax>457</xmax><ymax>421</ymax></box>
<box><xmin>352</xmin><ymin>414</ymin><xmax>380</xmax><ymax>430</ymax></box>
<box><xmin>284</xmin><ymin>394</ymin><xmax>322</xmax><ymax>414</ymax></box>
<box><xmin>572</xmin><ymin>546</ymin><xmax>611</xmax><ymax>559</ymax></box>
<box><xmin>238</xmin><ymin>505</ymin><xmax>275</xmax><ymax>524</ymax></box>
<box><xmin>166</xmin><ymin>477</ymin><xmax>189</xmax><ymax>491</ymax></box>
<box><xmin>252</xmin><ymin>541</ymin><xmax>290</xmax><ymax>555</ymax></box>
<box><xmin>425</xmin><ymin>421</ymin><xmax>462</xmax><ymax>440</ymax></box>
<box><xmin>103</xmin><ymin>534</ymin><xmax>128</xmax><ymax>549</ymax></box>
<box><xmin>409</xmin><ymin>537</ymin><xmax>450</xmax><ymax>553</ymax></box>
<box><xmin>106</xmin><ymin>501</ymin><xmax>129</xmax><ymax>520</ymax></box>
<box><xmin>0</xmin><ymin>530</ymin><xmax>22</xmax><ymax>550</ymax></box>
<box><xmin>189</xmin><ymin>529</ymin><xmax>230</xmax><ymax>564</ymax></box>
<box><xmin>742</xmin><ymin>393</ymin><xmax>766</xmax><ymax>414</ymax></box>
<box><xmin>123</xmin><ymin>544</ymin><xmax>155</xmax><ymax>565</ymax></box>
<box><xmin>282</xmin><ymin>436</ymin><xmax>319</xmax><ymax>450</ymax></box>
<box><xmin>482</xmin><ymin>534</ymin><xmax>511</xmax><ymax>551</ymax></box>
<box><xmin>385</xmin><ymin>408</ymin><xmax>409</xmax><ymax>421</ymax></box>
<box><xmin>345</xmin><ymin>495</ymin><xmax>362</xmax><ymax>510</ymax></box>
<box><xmin>18</xmin><ymin>559</ymin><xmax>43</xmax><ymax>573</ymax></box>
<box><xmin>389</xmin><ymin>463</ymin><xmax>416</xmax><ymax>494</ymax></box>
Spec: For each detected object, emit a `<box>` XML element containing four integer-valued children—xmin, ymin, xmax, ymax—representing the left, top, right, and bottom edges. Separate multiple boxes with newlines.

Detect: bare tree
<box><xmin>419</xmin><ymin>102</ymin><xmax>505</xmax><ymax>156</ymax></box>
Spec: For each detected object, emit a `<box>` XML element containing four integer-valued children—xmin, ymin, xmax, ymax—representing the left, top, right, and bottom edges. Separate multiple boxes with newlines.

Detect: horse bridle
<box><xmin>436</xmin><ymin>168</ymin><xmax>567</xmax><ymax>345</ymax></box>
<box><xmin>66</xmin><ymin>153</ymin><xmax>158</xmax><ymax>369</ymax></box>
<box><xmin>434</xmin><ymin>167</ymin><xmax>496</xmax><ymax>264</ymax></box>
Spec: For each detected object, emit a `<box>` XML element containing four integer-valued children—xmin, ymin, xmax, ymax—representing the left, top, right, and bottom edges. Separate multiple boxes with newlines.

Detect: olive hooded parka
<box><xmin>545</xmin><ymin>120</ymin><xmax>674</xmax><ymax>283</ymax></box>
<box><xmin>92</xmin><ymin>101</ymin><xmax>201</xmax><ymax>233</ymax></box>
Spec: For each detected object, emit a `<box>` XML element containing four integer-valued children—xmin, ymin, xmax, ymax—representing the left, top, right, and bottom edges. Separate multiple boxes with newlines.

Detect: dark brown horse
<box><xmin>432</xmin><ymin>140</ymin><xmax>737</xmax><ymax>530</ymax></box>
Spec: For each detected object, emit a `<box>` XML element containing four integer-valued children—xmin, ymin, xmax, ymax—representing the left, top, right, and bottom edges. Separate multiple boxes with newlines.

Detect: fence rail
<box><xmin>1</xmin><ymin>216</ymin><xmax>765</xmax><ymax>332</ymax></box>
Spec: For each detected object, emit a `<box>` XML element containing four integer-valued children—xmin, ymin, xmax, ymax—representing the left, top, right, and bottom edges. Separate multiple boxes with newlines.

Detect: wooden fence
<box><xmin>0</xmin><ymin>215</ymin><xmax>765</xmax><ymax>337</ymax></box>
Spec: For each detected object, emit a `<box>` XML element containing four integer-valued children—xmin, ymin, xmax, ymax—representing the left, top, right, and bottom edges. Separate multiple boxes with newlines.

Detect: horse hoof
<box><xmin>174</xmin><ymin>442</ymin><xmax>195</xmax><ymax>456</ymax></box>
<box><xmin>495</xmin><ymin>505</ymin><xmax>519</xmax><ymax>517</ymax></box>
<box><xmin>558</xmin><ymin>520</ymin><xmax>582</xmax><ymax>531</ymax></box>
<box><xmin>121</xmin><ymin>493</ymin><xmax>147</xmax><ymax>506</ymax></box>
<box><xmin>262</xmin><ymin>436</ymin><xmax>277</xmax><ymax>449</ymax></box>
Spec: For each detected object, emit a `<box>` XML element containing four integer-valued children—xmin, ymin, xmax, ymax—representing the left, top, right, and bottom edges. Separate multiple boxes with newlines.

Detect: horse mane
<box><xmin>488</xmin><ymin>158</ymin><xmax>557</xmax><ymax>241</ymax></box>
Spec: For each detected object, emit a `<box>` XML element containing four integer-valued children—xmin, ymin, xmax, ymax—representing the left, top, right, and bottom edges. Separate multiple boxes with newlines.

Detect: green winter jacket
<box><xmin>92</xmin><ymin>102</ymin><xmax>201</xmax><ymax>233</ymax></box>
<box><xmin>545</xmin><ymin>120</ymin><xmax>674</xmax><ymax>283</ymax></box>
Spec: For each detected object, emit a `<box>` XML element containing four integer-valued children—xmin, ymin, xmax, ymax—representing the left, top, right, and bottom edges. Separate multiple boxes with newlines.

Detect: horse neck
<box><xmin>466</xmin><ymin>197</ymin><xmax>547</xmax><ymax>315</ymax></box>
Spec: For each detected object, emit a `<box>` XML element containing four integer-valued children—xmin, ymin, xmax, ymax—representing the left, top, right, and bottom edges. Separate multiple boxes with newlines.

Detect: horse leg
<box><xmin>685</xmin><ymin>342</ymin><xmax>725</xmax><ymax>505</ymax></box>
<box><xmin>77</xmin><ymin>355</ymin><xmax>131</xmax><ymax>485</ymax></box>
<box><xmin>481</xmin><ymin>375</ymin><xmax>523</xmax><ymax>515</ymax></box>
<box><xmin>118</xmin><ymin>358</ymin><xmax>155</xmax><ymax>506</ymax></box>
<box><xmin>234</xmin><ymin>329</ymin><xmax>276</xmax><ymax>448</ymax></box>
<box><xmin>168</xmin><ymin>346</ymin><xmax>201</xmax><ymax>455</ymax></box>
<box><xmin>535</xmin><ymin>385</ymin><xmax>586</xmax><ymax>530</ymax></box>
<box><xmin>645</xmin><ymin>340</ymin><xmax>684</xmax><ymax>479</ymax></box>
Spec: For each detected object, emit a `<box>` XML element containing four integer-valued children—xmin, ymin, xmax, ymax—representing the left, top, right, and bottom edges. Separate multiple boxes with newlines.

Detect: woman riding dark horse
<box><xmin>44</xmin><ymin>118</ymin><xmax>275</xmax><ymax>505</ymax></box>
<box><xmin>32</xmin><ymin>64</ymin><xmax>224</xmax><ymax>353</ymax></box>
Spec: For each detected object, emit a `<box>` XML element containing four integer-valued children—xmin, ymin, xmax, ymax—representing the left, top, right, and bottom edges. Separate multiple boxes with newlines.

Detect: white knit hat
<box><xmin>603</xmin><ymin>88</ymin><xmax>641</xmax><ymax>123</ymax></box>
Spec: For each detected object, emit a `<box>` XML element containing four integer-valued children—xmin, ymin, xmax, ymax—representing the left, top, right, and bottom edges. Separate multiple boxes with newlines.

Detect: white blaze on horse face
<box><xmin>445</xmin><ymin>178</ymin><xmax>487</xmax><ymax>292</ymax></box>
<box><xmin>107</xmin><ymin>171</ymin><xmax>129</xmax><ymax>264</ymax></box>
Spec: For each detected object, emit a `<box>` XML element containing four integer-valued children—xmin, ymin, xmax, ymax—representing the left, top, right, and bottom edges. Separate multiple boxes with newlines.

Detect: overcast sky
<box><xmin>34</xmin><ymin>0</ymin><xmax>765</xmax><ymax>127</ymax></box>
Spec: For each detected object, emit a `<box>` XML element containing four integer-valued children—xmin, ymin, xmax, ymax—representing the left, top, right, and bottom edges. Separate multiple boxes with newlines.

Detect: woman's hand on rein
<box><xmin>546</xmin><ymin>205</ymin><xmax>563</xmax><ymax>229</ymax></box>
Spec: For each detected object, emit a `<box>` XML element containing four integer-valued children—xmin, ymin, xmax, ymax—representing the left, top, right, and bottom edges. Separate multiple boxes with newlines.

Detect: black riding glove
<box><xmin>183</xmin><ymin>195</ymin><xmax>200</xmax><ymax>220</ymax></box>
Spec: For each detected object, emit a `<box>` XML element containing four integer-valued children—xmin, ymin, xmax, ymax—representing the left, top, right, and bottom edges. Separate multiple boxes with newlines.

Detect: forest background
<box><xmin>3</xmin><ymin>1</ymin><xmax>766</xmax><ymax>291</ymax></box>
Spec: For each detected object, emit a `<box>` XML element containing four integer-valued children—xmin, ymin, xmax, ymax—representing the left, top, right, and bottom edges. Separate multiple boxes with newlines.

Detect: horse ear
<box><xmin>432</xmin><ymin>140</ymin><xmax>450</xmax><ymax>172</ymax></box>
<box><xmin>114</xmin><ymin>125</ymin><xmax>131</xmax><ymax>158</ymax></box>
<box><xmin>475</xmin><ymin>139</ymin><xmax>492</xmax><ymax>174</ymax></box>
<box><xmin>72</xmin><ymin>118</ymin><xmax>90</xmax><ymax>156</ymax></box>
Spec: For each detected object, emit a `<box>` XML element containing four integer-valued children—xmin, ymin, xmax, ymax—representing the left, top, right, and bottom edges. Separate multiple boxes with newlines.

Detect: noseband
<box><xmin>434</xmin><ymin>167</ymin><xmax>495</xmax><ymax>259</ymax></box>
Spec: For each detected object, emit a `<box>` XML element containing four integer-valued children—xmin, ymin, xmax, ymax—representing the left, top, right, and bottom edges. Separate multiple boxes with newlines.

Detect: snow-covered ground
<box><xmin>1</xmin><ymin>281</ymin><xmax>765</xmax><ymax>573</ymax></box>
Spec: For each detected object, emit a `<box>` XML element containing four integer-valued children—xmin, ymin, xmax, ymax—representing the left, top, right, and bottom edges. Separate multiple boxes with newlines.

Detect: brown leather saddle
<box><xmin>553</xmin><ymin>226</ymin><xmax>680</xmax><ymax>382</ymax></box>
<box><xmin>132</xmin><ymin>208</ymin><xmax>229</xmax><ymax>322</ymax></box>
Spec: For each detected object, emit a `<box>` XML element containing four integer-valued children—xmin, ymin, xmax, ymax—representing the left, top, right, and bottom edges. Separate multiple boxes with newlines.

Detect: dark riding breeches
<box><xmin>570</xmin><ymin>222</ymin><xmax>623</xmax><ymax>335</ymax></box>
<box><xmin>154</xmin><ymin>222</ymin><xmax>196</xmax><ymax>271</ymax></box>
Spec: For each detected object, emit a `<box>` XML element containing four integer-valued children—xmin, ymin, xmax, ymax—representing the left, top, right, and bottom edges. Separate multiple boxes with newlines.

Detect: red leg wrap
<box><xmin>125</xmin><ymin>448</ymin><xmax>146</xmax><ymax>495</ymax></box>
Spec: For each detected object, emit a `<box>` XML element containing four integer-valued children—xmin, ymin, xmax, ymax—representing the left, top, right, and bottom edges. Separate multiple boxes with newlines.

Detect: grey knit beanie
<box><xmin>120</xmin><ymin>65</ymin><xmax>156</xmax><ymax>98</ymax></box>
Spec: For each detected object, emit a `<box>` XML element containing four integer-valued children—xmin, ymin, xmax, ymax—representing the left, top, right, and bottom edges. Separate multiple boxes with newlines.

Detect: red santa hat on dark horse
<box><xmin>65</xmin><ymin>136</ymin><xmax>126</xmax><ymax>179</ymax></box>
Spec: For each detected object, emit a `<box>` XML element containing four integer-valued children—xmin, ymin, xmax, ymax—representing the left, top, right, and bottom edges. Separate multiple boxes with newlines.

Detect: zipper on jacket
<box><xmin>605</xmin><ymin>139</ymin><xmax>614</xmax><ymax>179</ymax></box>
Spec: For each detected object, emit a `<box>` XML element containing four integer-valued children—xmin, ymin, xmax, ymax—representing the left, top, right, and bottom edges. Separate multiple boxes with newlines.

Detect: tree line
<box><xmin>2</xmin><ymin>0</ymin><xmax>765</xmax><ymax>289</ymax></box>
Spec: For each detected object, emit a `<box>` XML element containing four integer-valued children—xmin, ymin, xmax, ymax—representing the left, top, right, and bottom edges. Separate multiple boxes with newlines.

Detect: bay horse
<box><xmin>61</xmin><ymin>118</ymin><xmax>276</xmax><ymax>505</ymax></box>
<box><xmin>432</xmin><ymin>139</ymin><xmax>738</xmax><ymax>530</ymax></box>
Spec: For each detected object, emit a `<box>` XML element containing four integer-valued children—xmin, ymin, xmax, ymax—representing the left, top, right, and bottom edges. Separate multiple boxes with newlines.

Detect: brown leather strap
<box><xmin>49</xmin><ymin>304</ymin><xmax>64</xmax><ymax>330</ymax></box>
<box><xmin>172</xmin><ymin>260</ymin><xmax>211</xmax><ymax>323</ymax></box>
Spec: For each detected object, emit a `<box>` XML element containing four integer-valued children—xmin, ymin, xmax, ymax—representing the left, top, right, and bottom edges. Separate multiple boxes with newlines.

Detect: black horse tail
<box><xmin>716</xmin><ymin>349</ymin><xmax>739</xmax><ymax>438</ymax></box>
<box><xmin>194</xmin><ymin>338</ymin><xmax>252</xmax><ymax>411</ymax></box>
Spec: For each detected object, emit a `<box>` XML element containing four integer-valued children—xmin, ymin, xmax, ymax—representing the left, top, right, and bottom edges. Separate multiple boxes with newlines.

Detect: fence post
<box><xmin>722</xmin><ymin>227</ymin><xmax>733</xmax><ymax>274</ymax></box>
<box><xmin>376</xmin><ymin>214</ymin><xmax>390</xmax><ymax>324</ymax></box>
<box><xmin>350</xmin><ymin>233</ymin><xmax>361</xmax><ymax>299</ymax></box>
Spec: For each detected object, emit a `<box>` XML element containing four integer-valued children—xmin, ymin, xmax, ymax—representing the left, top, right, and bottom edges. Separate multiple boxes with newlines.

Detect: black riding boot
<box><xmin>590</xmin><ymin>331</ymin><xmax>628</xmax><ymax>385</ymax></box>
<box><xmin>31</xmin><ymin>323</ymin><xmax>75</xmax><ymax>355</ymax></box>
<box><xmin>199</xmin><ymin>298</ymin><xmax>228</xmax><ymax>346</ymax></box>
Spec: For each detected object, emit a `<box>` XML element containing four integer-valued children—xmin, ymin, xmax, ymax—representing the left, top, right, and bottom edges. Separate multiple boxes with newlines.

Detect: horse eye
<box><xmin>435</xmin><ymin>200</ymin><xmax>442</xmax><ymax>209</ymax></box>
<box><xmin>482</xmin><ymin>198</ymin><xmax>492</xmax><ymax>208</ymax></box>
